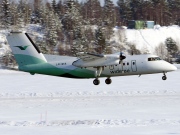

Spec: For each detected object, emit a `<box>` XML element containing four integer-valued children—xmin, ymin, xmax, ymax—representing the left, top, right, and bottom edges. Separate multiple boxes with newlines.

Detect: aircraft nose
<box><xmin>172</xmin><ymin>64</ymin><xmax>178</xmax><ymax>71</ymax></box>
<box><xmin>167</xmin><ymin>64</ymin><xmax>177</xmax><ymax>71</ymax></box>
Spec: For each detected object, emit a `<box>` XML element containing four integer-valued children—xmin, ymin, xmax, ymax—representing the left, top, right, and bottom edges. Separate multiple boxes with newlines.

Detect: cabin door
<box><xmin>131</xmin><ymin>60</ymin><xmax>137</xmax><ymax>72</ymax></box>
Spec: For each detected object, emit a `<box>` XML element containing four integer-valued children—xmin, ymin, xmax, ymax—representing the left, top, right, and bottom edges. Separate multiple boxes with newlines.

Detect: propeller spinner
<box><xmin>119</xmin><ymin>52</ymin><xmax>126</xmax><ymax>64</ymax></box>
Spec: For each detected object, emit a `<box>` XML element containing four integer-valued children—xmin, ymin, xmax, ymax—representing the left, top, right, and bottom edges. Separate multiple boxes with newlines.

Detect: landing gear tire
<box><xmin>162</xmin><ymin>76</ymin><xmax>167</xmax><ymax>80</ymax></box>
<box><xmin>93</xmin><ymin>79</ymin><xmax>100</xmax><ymax>85</ymax></box>
<box><xmin>105</xmin><ymin>78</ymin><xmax>112</xmax><ymax>85</ymax></box>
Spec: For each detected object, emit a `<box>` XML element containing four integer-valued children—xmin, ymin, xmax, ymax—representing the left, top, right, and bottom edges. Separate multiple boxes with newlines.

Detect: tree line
<box><xmin>0</xmin><ymin>0</ymin><xmax>179</xmax><ymax>66</ymax></box>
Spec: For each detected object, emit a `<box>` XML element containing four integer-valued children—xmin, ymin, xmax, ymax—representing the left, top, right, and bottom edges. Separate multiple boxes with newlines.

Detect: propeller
<box><xmin>119</xmin><ymin>52</ymin><xmax>126</xmax><ymax>72</ymax></box>
<box><xmin>119</xmin><ymin>52</ymin><xmax>126</xmax><ymax>64</ymax></box>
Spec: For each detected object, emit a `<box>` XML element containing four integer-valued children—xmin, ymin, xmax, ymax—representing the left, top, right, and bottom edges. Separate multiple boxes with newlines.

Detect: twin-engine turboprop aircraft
<box><xmin>6</xmin><ymin>31</ymin><xmax>177</xmax><ymax>85</ymax></box>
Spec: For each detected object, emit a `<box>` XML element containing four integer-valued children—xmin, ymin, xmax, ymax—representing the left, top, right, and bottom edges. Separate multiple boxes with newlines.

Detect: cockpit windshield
<box><xmin>148</xmin><ymin>57</ymin><xmax>161</xmax><ymax>61</ymax></box>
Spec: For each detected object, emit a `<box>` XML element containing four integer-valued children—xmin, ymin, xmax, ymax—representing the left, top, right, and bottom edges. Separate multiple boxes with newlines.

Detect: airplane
<box><xmin>6</xmin><ymin>31</ymin><xmax>177</xmax><ymax>85</ymax></box>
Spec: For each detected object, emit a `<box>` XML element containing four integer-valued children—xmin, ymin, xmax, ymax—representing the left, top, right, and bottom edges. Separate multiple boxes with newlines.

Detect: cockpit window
<box><xmin>148</xmin><ymin>57</ymin><xmax>161</xmax><ymax>61</ymax></box>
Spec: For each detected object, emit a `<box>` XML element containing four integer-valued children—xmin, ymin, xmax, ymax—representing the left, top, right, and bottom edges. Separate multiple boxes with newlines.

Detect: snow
<box><xmin>0</xmin><ymin>68</ymin><xmax>180</xmax><ymax>135</ymax></box>
<box><xmin>113</xmin><ymin>25</ymin><xmax>180</xmax><ymax>53</ymax></box>
<box><xmin>0</xmin><ymin>24</ymin><xmax>180</xmax><ymax>134</ymax></box>
<box><xmin>0</xmin><ymin>48</ymin><xmax>5</xmax><ymax>57</ymax></box>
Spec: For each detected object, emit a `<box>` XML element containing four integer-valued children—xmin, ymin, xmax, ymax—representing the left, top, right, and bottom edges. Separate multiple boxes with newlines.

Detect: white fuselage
<box><xmin>47</xmin><ymin>54</ymin><xmax>177</xmax><ymax>78</ymax></box>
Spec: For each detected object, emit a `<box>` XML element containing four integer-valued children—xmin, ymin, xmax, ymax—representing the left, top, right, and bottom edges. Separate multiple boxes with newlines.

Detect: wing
<box><xmin>73</xmin><ymin>52</ymin><xmax>108</xmax><ymax>67</ymax></box>
<box><xmin>76</xmin><ymin>52</ymin><xmax>105</xmax><ymax>61</ymax></box>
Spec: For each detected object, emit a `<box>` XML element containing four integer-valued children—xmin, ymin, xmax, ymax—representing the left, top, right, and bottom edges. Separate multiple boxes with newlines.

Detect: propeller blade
<box><xmin>120</xmin><ymin>53</ymin><xmax>126</xmax><ymax>60</ymax></box>
<box><xmin>119</xmin><ymin>52</ymin><xmax>126</xmax><ymax>72</ymax></box>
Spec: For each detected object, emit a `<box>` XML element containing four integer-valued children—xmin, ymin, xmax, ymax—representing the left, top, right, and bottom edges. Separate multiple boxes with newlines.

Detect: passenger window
<box><xmin>127</xmin><ymin>62</ymin><xmax>129</xmax><ymax>65</ymax></box>
<box><xmin>123</xmin><ymin>63</ymin><xmax>125</xmax><ymax>65</ymax></box>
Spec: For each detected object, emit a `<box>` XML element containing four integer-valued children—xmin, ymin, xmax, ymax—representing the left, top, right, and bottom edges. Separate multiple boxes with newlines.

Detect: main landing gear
<box><xmin>93</xmin><ymin>66</ymin><xmax>112</xmax><ymax>85</ymax></box>
<box><xmin>93</xmin><ymin>78</ymin><xmax>112</xmax><ymax>85</ymax></box>
<box><xmin>93</xmin><ymin>67</ymin><xmax>102</xmax><ymax>85</ymax></box>
<box><xmin>162</xmin><ymin>72</ymin><xmax>167</xmax><ymax>80</ymax></box>
<box><xmin>93</xmin><ymin>78</ymin><xmax>100</xmax><ymax>85</ymax></box>
<box><xmin>105</xmin><ymin>78</ymin><xmax>112</xmax><ymax>85</ymax></box>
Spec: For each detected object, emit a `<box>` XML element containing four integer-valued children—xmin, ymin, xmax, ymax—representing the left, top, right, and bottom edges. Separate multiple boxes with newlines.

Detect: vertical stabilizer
<box><xmin>6</xmin><ymin>31</ymin><xmax>47</xmax><ymax>67</ymax></box>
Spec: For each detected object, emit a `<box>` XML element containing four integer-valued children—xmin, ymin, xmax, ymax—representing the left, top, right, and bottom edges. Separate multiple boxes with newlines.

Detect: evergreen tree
<box><xmin>57</xmin><ymin>0</ymin><xmax>64</xmax><ymax>17</ymax></box>
<box><xmin>1</xmin><ymin>0</ymin><xmax>11</xmax><ymax>29</ymax></box>
<box><xmin>117</xmin><ymin>0</ymin><xmax>132</xmax><ymax>25</ymax></box>
<box><xmin>38</xmin><ymin>5</ymin><xmax>48</xmax><ymax>26</ymax></box>
<box><xmin>62</xmin><ymin>0</ymin><xmax>86</xmax><ymax>56</ymax></box>
<box><xmin>45</xmin><ymin>10</ymin><xmax>59</xmax><ymax>54</ymax></box>
<box><xmin>165</xmin><ymin>37</ymin><xmax>178</xmax><ymax>59</ymax></box>
<box><xmin>84</xmin><ymin>0</ymin><xmax>102</xmax><ymax>25</ymax></box>
<box><xmin>16</xmin><ymin>0</ymin><xmax>31</xmax><ymax>29</ymax></box>
<box><xmin>17</xmin><ymin>9</ymin><xmax>24</xmax><ymax>28</ymax></box>
<box><xmin>103</xmin><ymin>0</ymin><xmax>114</xmax><ymax>26</ymax></box>
<box><xmin>151</xmin><ymin>0</ymin><xmax>170</xmax><ymax>25</ymax></box>
<box><xmin>101</xmin><ymin>0</ymin><xmax>115</xmax><ymax>54</ymax></box>
<box><xmin>51</xmin><ymin>0</ymin><xmax>59</xmax><ymax>14</ymax></box>
<box><xmin>82</xmin><ymin>26</ymin><xmax>94</xmax><ymax>53</ymax></box>
<box><xmin>95</xmin><ymin>27</ymin><xmax>106</xmax><ymax>54</ymax></box>
<box><xmin>167</xmin><ymin>0</ymin><xmax>180</xmax><ymax>25</ymax></box>
<box><xmin>23</xmin><ymin>2</ymin><xmax>32</xmax><ymax>25</ymax></box>
<box><xmin>33</xmin><ymin>0</ymin><xmax>43</xmax><ymax>23</ymax></box>
<box><xmin>10</xmin><ymin>2</ymin><xmax>18</xmax><ymax>29</ymax></box>
<box><xmin>129</xmin><ymin>0</ymin><xmax>143</xmax><ymax>20</ymax></box>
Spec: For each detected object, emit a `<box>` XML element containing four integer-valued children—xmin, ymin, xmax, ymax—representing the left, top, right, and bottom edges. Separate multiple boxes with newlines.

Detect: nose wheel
<box><xmin>162</xmin><ymin>72</ymin><xmax>167</xmax><ymax>80</ymax></box>
<box><xmin>162</xmin><ymin>75</ymin><xmax>167</xmax><ymax>80</ymax></box>
<box><xmin>105</xmin><ymin>78</ymin><xmax>112</xmax><ymax>85</ymax></box>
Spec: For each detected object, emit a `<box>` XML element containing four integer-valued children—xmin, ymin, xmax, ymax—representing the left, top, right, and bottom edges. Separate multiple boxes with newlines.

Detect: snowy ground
<box><xmin>112</xmin><ymin>25</ymin><xmax>180</xmax><ymax>54</ymax></box>
<box><xmin>0</xmin><ymin>68</ymin><xmax>180</xmax><ymax>135</ymax></box>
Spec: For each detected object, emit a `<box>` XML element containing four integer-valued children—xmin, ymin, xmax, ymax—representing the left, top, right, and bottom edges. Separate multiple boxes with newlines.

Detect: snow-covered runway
<box><xmin>0</xmin><ymin>69</ymin><xmax>180</xmax><ymax>135</ymax></box>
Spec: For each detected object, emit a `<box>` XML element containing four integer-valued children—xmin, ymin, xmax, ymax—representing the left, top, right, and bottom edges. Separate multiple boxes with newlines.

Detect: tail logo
<box><xmin>14</xmin><ymin>45</ymin><xmax>29</xmax><ymax>50</ymax></box>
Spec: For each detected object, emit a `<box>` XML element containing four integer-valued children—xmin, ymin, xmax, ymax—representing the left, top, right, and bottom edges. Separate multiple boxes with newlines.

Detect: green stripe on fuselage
<box><xmin>15</xmin><ymin>54</ymin><xmax>95</xmax><ymax>78</ymax></box>
<box><xmin>21</xmin><ymin>63</ymin><xmax>95</xmax><ymax>78</ymax></box>
<box><xmin>14</xmin><ymin>54</ymin><xmax>46</xmax><ymax>66</ymax></box>
<box><xmin>67</xmin><ymin>68</ymin><xmax>95</xmax><ymax>78</ymax></box>
<box><xmin>15</xmin><ymin>54</ymin><xmax>109</xmax><ymax>78</ymax></box>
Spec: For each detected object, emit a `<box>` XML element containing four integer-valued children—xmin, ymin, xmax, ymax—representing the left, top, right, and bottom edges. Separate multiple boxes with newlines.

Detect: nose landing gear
<box><xmin>162</xmin><ymin>72</ymin><xmax>167</xmax><ymax>80</ymax></box>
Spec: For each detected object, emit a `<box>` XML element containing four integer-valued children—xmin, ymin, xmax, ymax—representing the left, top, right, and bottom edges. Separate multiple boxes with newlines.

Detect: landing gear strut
<box><xmin>93</xmin><ymin>67</ymin><xmax>112</xmax><ymax>85</ymax></box>
<box><xmin>162</xmin><ymin>72</ymin><xmax>167</xmax><ymax>80</ymax></box>
<box><xmin>105</xmin><ymin>78</ymin><xmax>112</xmax><ymax>85</ymax></box>
<box><xmin>93</xmin><ymin>67</ymin><xmax>103</xmax><ymax>85</ymax></box>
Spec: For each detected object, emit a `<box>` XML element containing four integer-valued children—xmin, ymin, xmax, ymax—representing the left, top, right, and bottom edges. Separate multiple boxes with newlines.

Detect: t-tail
<box><xmin>6</xmin><ymin>31</ymin><xmax>47</xmax><ymax>70</ymax></box>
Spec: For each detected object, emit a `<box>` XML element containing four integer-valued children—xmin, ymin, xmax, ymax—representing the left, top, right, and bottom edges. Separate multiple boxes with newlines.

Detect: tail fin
<box><xmin>6</xmin><ymin>31</ymin><xmax>47</xmax><ymax>67</ymax></box>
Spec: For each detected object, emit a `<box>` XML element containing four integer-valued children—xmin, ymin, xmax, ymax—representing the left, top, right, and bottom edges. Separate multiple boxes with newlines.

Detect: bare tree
<box><xmin>154</xmin><ymin>43</ymin><xmax>168</xmax><ymax>60</ymax></box>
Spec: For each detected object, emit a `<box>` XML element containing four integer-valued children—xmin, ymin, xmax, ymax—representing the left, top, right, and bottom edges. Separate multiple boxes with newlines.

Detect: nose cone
<box><xmin>166</xmin><ymin>63</ymin><xmax>177</xmax><ymax>72</ymax></box>
<box><xmin>171</xmin><ymin>64</ymin><xmax>178</xmax><ymax>71</ymax></box>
